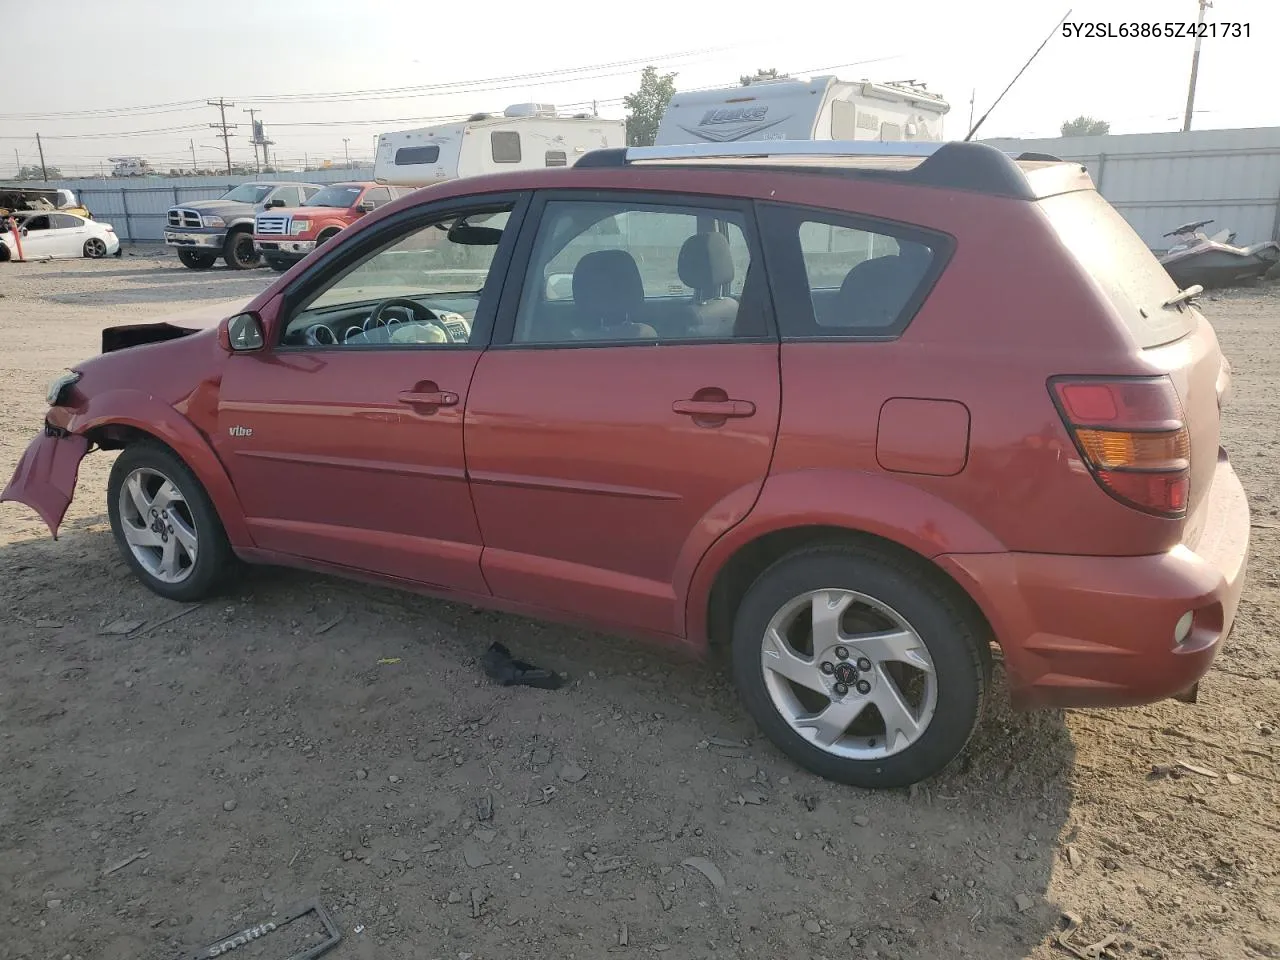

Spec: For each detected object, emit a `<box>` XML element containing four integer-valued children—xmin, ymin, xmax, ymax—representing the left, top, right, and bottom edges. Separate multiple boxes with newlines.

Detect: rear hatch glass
<box><xmin>1039</xmin><ymin>189</ymin><xmax>1193</xmax><ymax>349</ymax></box>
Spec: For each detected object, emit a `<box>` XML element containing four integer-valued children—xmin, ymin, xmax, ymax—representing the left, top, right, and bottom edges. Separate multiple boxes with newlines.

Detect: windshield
<box><xmin>305</xmin><ymin>185</ymin><xmax>363</xmax><ymax>208</ymax></box>
<box><xmin>220</xmin><ymin>184</ymin><xmax>273</xmax><ymax>204</ymax></box>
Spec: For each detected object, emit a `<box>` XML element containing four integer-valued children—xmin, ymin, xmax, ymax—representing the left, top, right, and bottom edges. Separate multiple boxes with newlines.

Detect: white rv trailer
<box><xmin>654</xmin><ymin>76</ymin><xmax>950</xmax><ymax>146</ymax></box>
<box><xmin>374</xmin><ymin>104</ymin><xmax>627</xmax><ymax>187</ymax></box>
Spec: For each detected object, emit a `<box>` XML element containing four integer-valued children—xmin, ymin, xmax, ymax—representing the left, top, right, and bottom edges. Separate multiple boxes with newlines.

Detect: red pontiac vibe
<box><xmin>2</xmin><ymin>141</ymin><xmax>1250</xmax><ymax>788</ymax></box>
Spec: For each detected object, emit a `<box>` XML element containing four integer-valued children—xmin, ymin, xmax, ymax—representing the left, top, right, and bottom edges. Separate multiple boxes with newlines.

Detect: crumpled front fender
<box><xmin>0</xmin><ymin>429</ymin><xmax>90</xmax><ymax>538</ymax></box>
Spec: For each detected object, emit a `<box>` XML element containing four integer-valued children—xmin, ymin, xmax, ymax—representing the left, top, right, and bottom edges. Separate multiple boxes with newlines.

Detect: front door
<box><xmin>215</xmin><ymin>196</ymin><xmax>527</xmax><ymax>594</ymax></box>
<box><xmin>464</xmin><ymin>192</ymin><xmax>781</xmax><ymax>636</ymax></box>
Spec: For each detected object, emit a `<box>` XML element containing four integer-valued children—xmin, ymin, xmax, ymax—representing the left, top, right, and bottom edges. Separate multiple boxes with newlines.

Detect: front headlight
<box><xmin>291</xmin><ymin>220</ymin><xmax>311</xmax><ymax>235</ymax></box>
<box><xmin>47</xmin><ymin>370</ymin><xmax>81</xmax><ymax>406</ymax></box>
<box><xmin>202</xmin><ymin>215</ymin><xmax>226</xmax><ymax>228</ymax></box>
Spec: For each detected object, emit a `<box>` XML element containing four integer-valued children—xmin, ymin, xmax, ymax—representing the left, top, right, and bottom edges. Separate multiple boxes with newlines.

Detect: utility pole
<box><xmin>343</xmin><ymin>138</ymin><xmax>351</xmax><ymax>168</ymax></box>
<box><xmin>13</xmin><ymin>148</ymin><xmax>19</xmax><ymax>177</ymax></box>
<box><xmin>968</xmin><ymin>88</ymin><xmax>976</xmax><ymax>132</ymax></box>
<box><xmin>243</xmin><ymin>108</ymin><xmax>261</xmax><ymax>172</ymax></box>
<box><xmin>208</xmin><ymin>98</ymin><xmax>237</xmax><ymax>175</ymax></box>
<box><xmin>1182</xmin><ymin>0</ymin><xmax>1213</xmax><ymax>132</ymax></box>
<box><xmin>189</xmin><ymin>138</ymin><xmax>198</xmax><ymax>172</ymax></box>
<box><xmin>35</xmin><ymin>133</ymin><xmax>48</xmax><ymax>181</ymax></box>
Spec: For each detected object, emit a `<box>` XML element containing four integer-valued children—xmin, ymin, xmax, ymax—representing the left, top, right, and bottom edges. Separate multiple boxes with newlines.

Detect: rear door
<box><xmin>464</xmin><ymin>191</ymin><xmax>781</xmax><ymax>636</ymax></box>
<box><xmin>51</xmin><ymin>213</ymin><xmax>87</xmax><ymax>255</ymax></box>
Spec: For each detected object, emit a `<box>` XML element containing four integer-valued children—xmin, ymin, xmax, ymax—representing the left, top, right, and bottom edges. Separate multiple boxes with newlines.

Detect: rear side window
<box><xmin>758</xmin><ymin>203</ymin><xmax>947</xmax><ymax>338</ymax></box>
<box><xmin>1039</xmin><ymin>189</ymin><xmax>1191</xmax><ymax>348</ymax></box>
<box><xmin>395</xmin><ymin>145</ymin><xmax>440</xmax><ymax>165</ymax></box>
<box><xmin>491</xmin><ymin>132</ymin><xmax>521</xmax><ymax>163</ymax></box>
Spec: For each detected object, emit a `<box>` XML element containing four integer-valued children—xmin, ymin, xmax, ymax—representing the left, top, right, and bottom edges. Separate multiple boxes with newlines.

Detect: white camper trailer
<box><xmin>654</xmin><ymin>76</ymin><xmax>950</xmax><ymax>146</ymax></box>
<box><xmin>374</xmin><ymin>104</ymin><xmax>627</xmax><ymax>187</ymax></box>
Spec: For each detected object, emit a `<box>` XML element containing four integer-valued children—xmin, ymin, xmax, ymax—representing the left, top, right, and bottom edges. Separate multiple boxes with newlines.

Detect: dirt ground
<box><xmin>0</xmin><ymin>249</ymin><xmax>1277</xmax><ymax>960</ymax></box>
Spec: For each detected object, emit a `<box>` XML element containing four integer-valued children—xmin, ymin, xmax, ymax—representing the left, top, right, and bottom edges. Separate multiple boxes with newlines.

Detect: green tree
<box><xmin>1060</xmin><ymin>115</ymin><xmax>1110</xmax><ymax>136</ymax></box>
<box><xmin>624</xmin><ymin>66</ymin><xmax>678</xmax><ymax>147</ymax></box>
<box><xmin>740</xmin><ymin>68</ymin><xmax>788</xmax><ymax>86</ymax></box>
<box><xmin>17</xmin><ymin>164</ymin><xmax>62</xmax><ymax>180</ymax></box>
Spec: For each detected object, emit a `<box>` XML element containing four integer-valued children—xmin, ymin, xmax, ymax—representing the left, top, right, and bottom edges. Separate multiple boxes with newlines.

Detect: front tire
<box><xmin>83</xmin><ymin>237</ymin><xmax>108</xmax><ymax>258</ymax></box>
<box><xmin>222</xmin><ymin>229</ymin><xmax>259</xmax><ymax>270</ymax></box>
<box><xmin>107</xmin><ymin>443</ymin><xmax>234</xmax><ymax>602</ymax></box>
<box><xmin>177</xmin><ymin>249</ymin><xmax>217</xmax><ymax>269</ymax></box>
<box><xmin>730</xmin><ymin>544</ymin><xmax>988</xmax><ymax>789</ymax></box>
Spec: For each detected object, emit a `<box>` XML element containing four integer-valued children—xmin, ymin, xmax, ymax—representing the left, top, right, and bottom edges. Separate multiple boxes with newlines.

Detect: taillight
<box><xmin>1050</xmin><ymin>375</ymin><xmax>1190</xmax><ymax>518</ymax></box>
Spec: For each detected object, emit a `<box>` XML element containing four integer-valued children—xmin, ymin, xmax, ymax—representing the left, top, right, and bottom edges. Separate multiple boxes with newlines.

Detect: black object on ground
<box><xmin>482</xmin><ymin>642</ymin><xmax>563</xmax><ymax>689</ymax></box>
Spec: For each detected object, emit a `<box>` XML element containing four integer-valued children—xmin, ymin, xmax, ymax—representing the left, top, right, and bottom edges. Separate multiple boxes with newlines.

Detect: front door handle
<box><xmin>398</xmin><ymin>389</ymin><xmax>458</xmax><ymax>407</ymax></box>
<box><xmin>672</xmin><ymin>398</ymin><xmax>756</xmax><ymax>418</ymax></box>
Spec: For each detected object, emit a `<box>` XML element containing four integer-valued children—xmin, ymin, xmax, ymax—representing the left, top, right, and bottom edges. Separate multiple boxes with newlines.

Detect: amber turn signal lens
<box><xmin>1074</xmin><ymin>428</ymin><xmax>1190</xmax><ymax>471</ymax></box>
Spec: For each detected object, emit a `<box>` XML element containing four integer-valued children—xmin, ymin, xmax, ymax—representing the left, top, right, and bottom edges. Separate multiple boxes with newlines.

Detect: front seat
<box><xmin>678</xmin><ymin>232</ymin><xmax>738</xmax><ymax>337</ymax></box>
<box><xmin>571</xmin><ymin>249</ymin><xmax>657</xmax><ymax>340</ymax></box>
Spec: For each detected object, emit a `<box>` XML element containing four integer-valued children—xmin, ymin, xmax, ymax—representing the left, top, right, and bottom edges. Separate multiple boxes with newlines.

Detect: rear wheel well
<box><xmin>703</xmin><ymin>525</ymin><xmax>994</xmax><ymax>658</ymax></box>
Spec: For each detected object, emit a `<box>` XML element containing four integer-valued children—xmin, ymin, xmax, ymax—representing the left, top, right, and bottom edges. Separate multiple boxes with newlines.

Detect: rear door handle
<box><xmin>398</xmin><ymin>390</ymin><xmax>458</xmax><ymax>407</ymax></box>
<box><xmin>672</xmin><ymin>399</ymin><xmax>756</xmax><ymax>418</ymax></box>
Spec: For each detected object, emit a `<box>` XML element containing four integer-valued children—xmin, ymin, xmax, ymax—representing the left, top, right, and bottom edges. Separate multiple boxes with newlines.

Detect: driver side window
<box><xmin>281</xmin><ymin>205</ymin><xmax>514</xmax><ymax>350</ymax></box>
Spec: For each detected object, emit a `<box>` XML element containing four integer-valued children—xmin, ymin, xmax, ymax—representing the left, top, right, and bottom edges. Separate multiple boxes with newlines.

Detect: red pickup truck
<box><xmin>252</xmin><ymin>181</ymin><xmax>416</xmax><ymax>272</ymax></box>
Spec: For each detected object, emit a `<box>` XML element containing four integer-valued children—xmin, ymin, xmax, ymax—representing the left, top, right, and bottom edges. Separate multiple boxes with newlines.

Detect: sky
<box><xmin>2</xmin><ymin>0</ymin><xmax>1278</xmax><ymax>177</ymax></box>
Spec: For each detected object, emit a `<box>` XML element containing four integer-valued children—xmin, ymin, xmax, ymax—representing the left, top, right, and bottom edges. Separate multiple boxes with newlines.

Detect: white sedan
<box><xmin>0</xmin><ymin>211</ymin><xmax>121</xmax><ymax>261</ymax></box>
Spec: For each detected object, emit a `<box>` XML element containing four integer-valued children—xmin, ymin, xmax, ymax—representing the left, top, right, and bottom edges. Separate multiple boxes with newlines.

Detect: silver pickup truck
<box><xmin>164</xmin><ymin>181</ymin><xmax>323</xmax><ymax>270</ymax></box>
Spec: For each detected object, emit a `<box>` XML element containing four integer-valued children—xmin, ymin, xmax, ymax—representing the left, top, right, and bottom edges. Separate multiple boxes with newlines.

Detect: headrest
<box><xmin>678</xmin><ymin>232</ymin><xmax>735</xmax><ymax>294</ymax></box>
<box><xmin>572</xmin><ymin>249</ymin><xmax>644</xmax><ymax>325</ymax></box>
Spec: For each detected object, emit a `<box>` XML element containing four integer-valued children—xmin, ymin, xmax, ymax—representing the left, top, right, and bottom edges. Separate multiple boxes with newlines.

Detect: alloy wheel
<box><xmin>117</xmin><ymin>467</ymin><xmax>199</xmax><ymax>584</ymax></box>
<box><xmin>760</xmin><ymin>588</ymin><xmax>938</xmax><ymax>760</ymax></box>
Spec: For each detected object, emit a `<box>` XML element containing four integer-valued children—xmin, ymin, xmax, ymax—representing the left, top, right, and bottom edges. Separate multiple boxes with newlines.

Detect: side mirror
<box><xmin>545</xmin><ymin>273</ymin><xmax>574</xmax><ymax>300</ymax></box>
<box><xmin>269</xmin><ymin>198</ymin><xmax>286</xmax><ymax>208</ymax></box>
<box><xmin>358</xmin><ymin>201</ymin><xmax>376</xmax><ymax>213</ymax></box>
<box><xmin>220</xmin><ymin>312</ymin><xmax>265</xmax><ymax>352</ymax></box>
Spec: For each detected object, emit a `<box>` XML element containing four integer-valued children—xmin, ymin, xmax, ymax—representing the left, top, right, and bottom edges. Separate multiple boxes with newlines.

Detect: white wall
<box><xmin>983</xmin><ymin>126</ymin><xmax>1280</xmax><ymax>251</ymax></box>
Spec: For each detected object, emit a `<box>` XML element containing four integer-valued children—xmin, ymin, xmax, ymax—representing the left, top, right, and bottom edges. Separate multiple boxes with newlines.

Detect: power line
<box><xmin>0</xmin><ymin>46</ymin><xmax>729</xmax><ymax>123</ymax></box>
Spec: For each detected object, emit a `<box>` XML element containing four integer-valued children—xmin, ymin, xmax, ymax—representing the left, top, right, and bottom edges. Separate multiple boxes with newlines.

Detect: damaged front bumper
<box><xmin>0</xmin><ymin>424</ymin><xmax>89</xmax><ymax>539</ymax></box>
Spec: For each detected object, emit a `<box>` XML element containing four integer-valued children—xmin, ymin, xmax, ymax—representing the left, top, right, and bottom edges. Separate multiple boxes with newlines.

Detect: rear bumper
<box><xmin>938</xmin><ymin>449</ymin><xmax>1250</xmax><ymax>709</ymax></box>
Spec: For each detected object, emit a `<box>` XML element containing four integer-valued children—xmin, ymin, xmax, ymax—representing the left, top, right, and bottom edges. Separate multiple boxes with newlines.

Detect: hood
<box><xmin>98</xmin><ymin>297</ymin><xmax>252</xmax><ymax>353</ymax></box>
<box><xmin>259</xmin><ymin>205</ymin><xmax>352</xmax><ymax>219</ymax></box>
<box><xmin>170</xmin><ymin>198</ymin><xmax>256</xmax><ymax>216</ymax></box>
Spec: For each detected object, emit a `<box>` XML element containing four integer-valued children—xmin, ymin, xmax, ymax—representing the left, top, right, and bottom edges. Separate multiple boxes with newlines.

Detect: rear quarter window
<box><xmin>758</xmin><ymin>202</ymin><xmax>951</xmax><ymax>339</ymax></box>
<box><xmin>1039</xmin><ymin>189</ymin><xmax>1192</xmax><ymax>348</ymax></box>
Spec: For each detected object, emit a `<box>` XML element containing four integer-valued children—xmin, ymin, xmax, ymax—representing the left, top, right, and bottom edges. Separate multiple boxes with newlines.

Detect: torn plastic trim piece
<box><xmin>482</xmin><ymin>641</ymin><xmax>564</xmax><ymax>689</ymax></box>
<box><xmin>185</xmin><ymin>898</ymin><xmax>340</xmax><ymax>960</ymax></box>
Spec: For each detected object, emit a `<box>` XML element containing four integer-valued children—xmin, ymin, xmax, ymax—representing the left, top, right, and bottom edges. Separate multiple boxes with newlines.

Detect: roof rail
<box><xmin>574</xmin><ymin>139</ymin><xmax>1041</xmax><ymax>200</ymax></box>
<box><xmin>577</xmin><ymin>141</ymin><xmax>942</xmax><ymax>168</ymax></box>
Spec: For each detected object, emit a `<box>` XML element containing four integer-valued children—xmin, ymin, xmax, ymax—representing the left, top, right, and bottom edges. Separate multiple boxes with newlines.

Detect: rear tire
<box><xmin>0</xmin><ymin>242</ymin><xmax>10</xmax><ymax>263</ymax></box>
<box><xmin>107</xmin><ymin>442</ymin><xmax>235</xmax><ymax>603</ymax></box>
<box><xmin>177</xmin><ymin>249</ymin><xmax>216</xmax><ymax>269</ymax></box>
<box><xmin>222</xmin><ymin>228</ymin><xmax>259</xmax><ymax>270</ymax></box>
<box><xmin>730</xmin><ymin>543</ymin><xmax>988</xmax><ymax>789</ymax></box>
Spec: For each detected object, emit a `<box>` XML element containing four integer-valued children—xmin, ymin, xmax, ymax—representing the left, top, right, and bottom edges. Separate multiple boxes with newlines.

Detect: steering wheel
<box><xmin>361</xmin><ymin>297</ymin><xmax>452</xmax><ymax>342</ymax></box>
